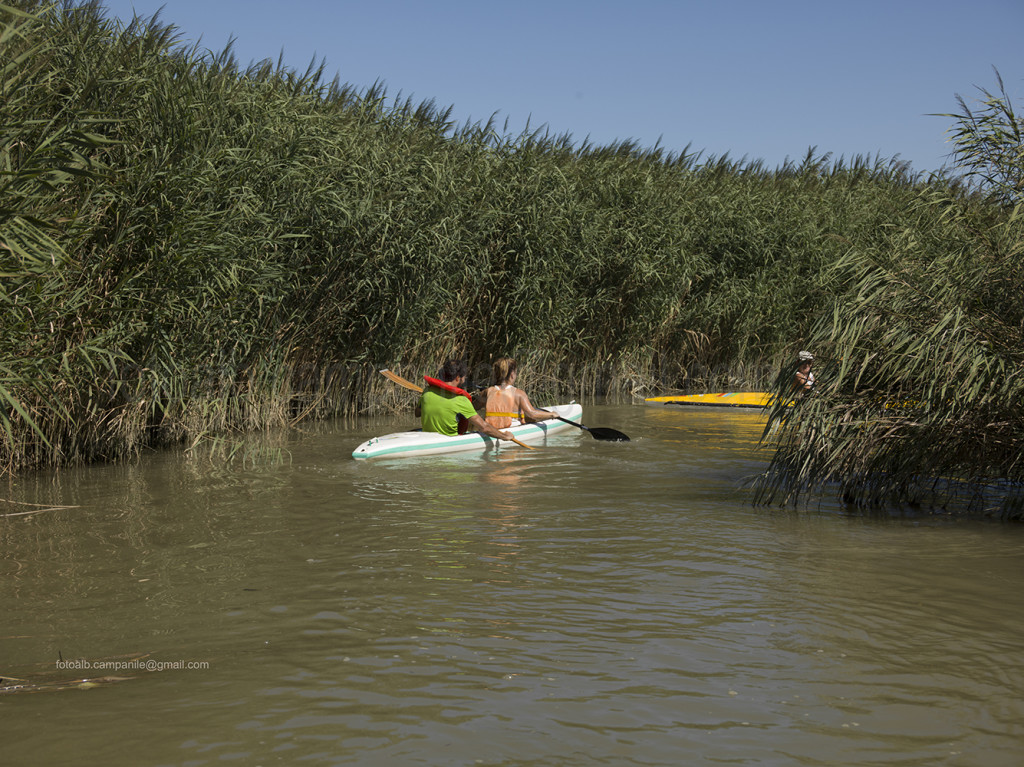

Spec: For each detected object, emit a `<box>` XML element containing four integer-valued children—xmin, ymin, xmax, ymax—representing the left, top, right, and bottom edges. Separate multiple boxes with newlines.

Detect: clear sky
<box><xmin>95</xmin><ymin>0</ymin><xmax>1023</xmax><ymax>174</ymax></box>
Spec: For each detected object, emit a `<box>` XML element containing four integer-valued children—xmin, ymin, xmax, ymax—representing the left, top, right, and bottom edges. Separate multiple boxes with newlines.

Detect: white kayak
<box><xmin>352</xmin><ymin>403</ymin><xmax>583</xmax><ymax>459</ymax></box>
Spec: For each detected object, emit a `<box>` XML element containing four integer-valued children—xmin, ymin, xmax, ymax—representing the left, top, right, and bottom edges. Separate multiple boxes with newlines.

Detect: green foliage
<box><xmin>755</xmin><ymin>76</ymin><xmax>1024</xmax><ymax>518</ymax></box>
<box><xmin>755</xmin><ymin>193</ymin><xmax>1024</xmax><ymax>518</ymax></box>
<box><xmin>940</xmin><ymin>68</ymin><xmax>1023</xmax><ymax>205</ymax></box>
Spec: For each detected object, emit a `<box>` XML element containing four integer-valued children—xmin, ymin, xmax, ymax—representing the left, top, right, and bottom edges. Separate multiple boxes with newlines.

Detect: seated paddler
<box><xmin>415</xmin><ymin>358</ymin><xmax>514</xmax><ymax>442</ymax></box>
<box><xmin>484</xmin><ymin>357</ymin><xmax>558</xmax><ymax>428</ymax></box>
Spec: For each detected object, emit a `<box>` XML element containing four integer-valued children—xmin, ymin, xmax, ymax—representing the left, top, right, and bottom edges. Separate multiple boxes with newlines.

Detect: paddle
<box><xmin>380</xmin><ymin>368</ymin><xmax>426</xmax><ymax>394</ymax></box>
<box><xmin>379</xmin><ymin>369</ymin><xmax>537</xmax><ymax>450</ymax></box>
<box><xmin>544</xmin><ymin>413</ymin><xmax>630</xmax><ymax>442</ymax></box>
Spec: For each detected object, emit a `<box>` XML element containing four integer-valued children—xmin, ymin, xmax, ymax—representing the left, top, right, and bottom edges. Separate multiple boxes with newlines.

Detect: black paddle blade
<box><xmin>588</xmin><ymin>427</ymin><xmax>629</xmax><ymax>442</ymax></box>
<box><xmin>549</xmin><ymin>414</ymin><xmax>629</xmax><ymax>442</ymax></box>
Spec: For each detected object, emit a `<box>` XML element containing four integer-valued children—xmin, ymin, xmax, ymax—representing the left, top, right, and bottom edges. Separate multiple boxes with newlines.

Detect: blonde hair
<box><xmin>491</xmin><ymin>357</ymin><xmax>517</xmax><ymax>385</ymax></box>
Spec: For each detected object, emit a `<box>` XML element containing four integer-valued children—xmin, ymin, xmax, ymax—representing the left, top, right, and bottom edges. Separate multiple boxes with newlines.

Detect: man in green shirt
<box><xmin>415</xmin><ymin>359</ymin><xmax>514</xmax><ymax>441</ymax></box>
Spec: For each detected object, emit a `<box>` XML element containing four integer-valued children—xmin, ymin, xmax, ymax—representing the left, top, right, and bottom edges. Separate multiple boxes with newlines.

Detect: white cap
<box><xmin>798</xmin><ymin>351</ymin><xmax>814</xmax><ymax>362</ymax></box>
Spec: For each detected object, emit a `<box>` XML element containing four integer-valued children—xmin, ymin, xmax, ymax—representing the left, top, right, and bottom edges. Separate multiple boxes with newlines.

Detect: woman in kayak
<box><xmin>484</xmin><ymin>357</ymin><xmax>560</xmax><ymax>428</ymax></box>
<box><xmin>415</xmin><ymin>358</ymin><xmax>514</xmax><ymax>440</ymax></box>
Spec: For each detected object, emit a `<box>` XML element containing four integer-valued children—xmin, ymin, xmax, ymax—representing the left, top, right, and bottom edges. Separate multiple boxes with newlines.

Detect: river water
<box><xmin>3</xmin><ymin>402</ymin><xmax>1022</xmax><ymax>766</ymax></box>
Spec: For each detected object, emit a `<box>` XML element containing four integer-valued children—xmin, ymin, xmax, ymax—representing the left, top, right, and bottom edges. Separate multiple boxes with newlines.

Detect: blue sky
<box><xmin>96</xmin><ymin>0</ymin><xmax>1022</xmax><ymax>174</ymax></box>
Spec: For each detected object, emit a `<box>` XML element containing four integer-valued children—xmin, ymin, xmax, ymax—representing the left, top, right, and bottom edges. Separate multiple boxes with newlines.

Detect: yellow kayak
<box><xmin>644</xmin><ymin>392</ymin><xmax>776</xmax><ymax>408</ymax></box>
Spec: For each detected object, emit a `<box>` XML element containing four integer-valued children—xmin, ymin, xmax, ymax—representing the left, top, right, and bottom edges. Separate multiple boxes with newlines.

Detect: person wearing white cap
<box><xmin>793</xmin><ymin>351</ymin><xmax>815</xmax><ymax>391</ymax></box>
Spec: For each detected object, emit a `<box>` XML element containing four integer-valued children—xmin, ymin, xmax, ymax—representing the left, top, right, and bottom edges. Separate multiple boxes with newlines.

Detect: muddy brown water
<box><xmin>3</xmin><ymin>402</ymin><xmax>1022</xmax><ymax>766</ymax></box>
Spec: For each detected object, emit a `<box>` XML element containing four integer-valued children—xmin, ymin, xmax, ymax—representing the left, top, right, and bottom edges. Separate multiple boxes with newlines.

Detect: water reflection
<box><xmin>3</xmin><ymin>402</ymin><xmax>1023</xmax><ymax>767</ymax></box>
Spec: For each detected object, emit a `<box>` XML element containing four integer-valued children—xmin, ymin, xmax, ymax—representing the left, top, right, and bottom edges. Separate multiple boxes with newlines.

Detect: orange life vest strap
<box><xmin>423</xmin><ymin>375</ymin><xmax>473</xmax><ymax>401</ymax></box>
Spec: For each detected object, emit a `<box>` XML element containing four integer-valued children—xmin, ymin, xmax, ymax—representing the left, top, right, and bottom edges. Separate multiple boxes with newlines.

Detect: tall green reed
<box><xmin>754</xmin><ymin>190</ymin><xmax>1024</xmax><ymax>518</ymax></box>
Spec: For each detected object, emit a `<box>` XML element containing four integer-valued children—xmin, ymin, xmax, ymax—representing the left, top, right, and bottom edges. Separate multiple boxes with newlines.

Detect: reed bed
<box><xmin>2</xmin><ymin>1</ymin><xmax>1021</xmax><ymax>518</ymax></box>
<box><xmin>754</xmin><ymin>74</ymin><xmax>1024</xmax><ymax>519</ymax></box>
<box><xmin>754</xmin><ymin>191</ymin><xmax>1024</xmax><ymax>519</ymax></box>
